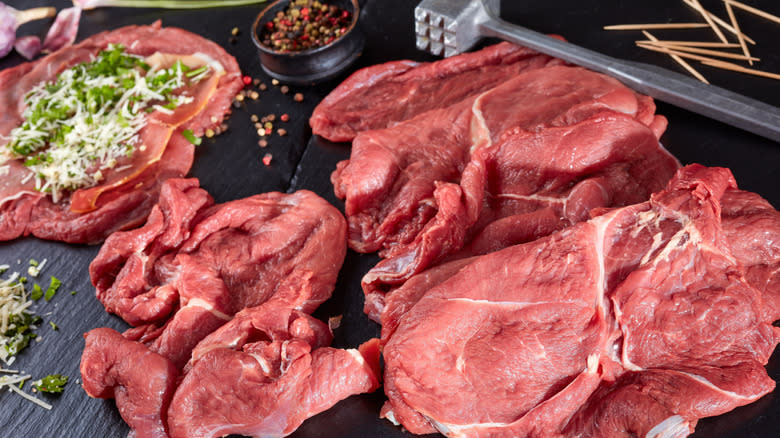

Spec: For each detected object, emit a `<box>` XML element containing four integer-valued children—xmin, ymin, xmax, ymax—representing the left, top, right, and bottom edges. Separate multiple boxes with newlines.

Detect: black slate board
<box><xmin>1</xmin><ymin>1</ymin><xmax>778</xmax><ymax>437</ymax></box>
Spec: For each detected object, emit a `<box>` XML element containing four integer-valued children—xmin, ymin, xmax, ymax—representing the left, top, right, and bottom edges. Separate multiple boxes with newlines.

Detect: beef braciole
<box><xmin>0</xmin><ymin>21</ymin><xmax>243</xmax><ymax>244</ymax></box>
<box><xmin>80</xmin><ymin>179</ymin><xmax>380</xmax><ymax>438</ymax></box>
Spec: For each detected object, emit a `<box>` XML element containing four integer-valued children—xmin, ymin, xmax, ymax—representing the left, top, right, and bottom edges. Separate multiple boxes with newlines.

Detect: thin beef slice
<box><xmin>82</xmin><ymin>180</ymin><xmax>350</xmax><ymax>438</ymax></box>
<box><xmin>310</xmin><ymin>41</ymin><xmax>566</xmax><ymax>142</ymax></box>
<box><xmin>380</xmin><ymin>165</ymin><xmax>779</xmax><ymax>437</ymax></box>
<box><xmin>360</xmin><ymin>112</ymin><xmax>678</xmax><ymax>321</ymax></box>
<box><xmin>168</xmin><ymin>300</ymin><xmax>381</xmax><ymax>438</ymax></box>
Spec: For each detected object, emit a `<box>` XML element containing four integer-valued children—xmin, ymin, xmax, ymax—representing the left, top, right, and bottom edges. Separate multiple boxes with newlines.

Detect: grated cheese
<box><xmin>1</xmin><ymin>45</ymin><xmax>212</xmax><ymax>203</ymax></box>
<box><xmin>0</xmin><ymin>270</ymin><xmax>36</xmax><ymax>365</ymax></box>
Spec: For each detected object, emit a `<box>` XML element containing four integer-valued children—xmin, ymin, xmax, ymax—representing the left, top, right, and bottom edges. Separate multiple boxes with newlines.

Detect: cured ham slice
<box><xmin>0</xmin><ymin>21</ymin><xmax>242</xmax><ymax>243</ymax></box>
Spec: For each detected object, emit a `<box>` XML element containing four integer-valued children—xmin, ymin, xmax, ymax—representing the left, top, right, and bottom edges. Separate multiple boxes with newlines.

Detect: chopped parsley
<box><xmin>32</xmin><ymin>374</ymin><xmax>68</xmax><ymax>394</ymax></box>
<box><xmin>182</xmin><ymin>129</ymin><xmax>202</xmax><ymax>146</ymax></box>
<box><xmin>44</xmin><ymin>277</ymin><xmax>61</xmax><ymax>302</ymax></box>
<box><xmin>1</xmin><ymin>44</ymin><xmax>210</xmax><ymax>202</ymax></box>
<box><xmin>31</xmin><ymin>283</ymin><xmax>43</xmax><ymax>301</ymax></box>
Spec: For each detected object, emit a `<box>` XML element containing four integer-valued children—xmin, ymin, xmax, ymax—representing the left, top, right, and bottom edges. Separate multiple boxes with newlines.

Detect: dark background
<box><xmin>0</xmin><ymin>0</ymin><xmax>778</xmax><ymax>437</ymax></box>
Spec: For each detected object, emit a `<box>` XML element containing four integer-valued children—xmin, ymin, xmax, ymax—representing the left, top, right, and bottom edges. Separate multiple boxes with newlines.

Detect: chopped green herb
<box><xmin>182</xmin><ymin>129</ymin><xmax>202</xmax><ymax>146</ymax></box>
<box><xmin>32</xmin><ymin>374</ymin><xmax>68</xmax><ymax>394</ymax></box>
<box><xmin>186</xmin><ymin>65</ymin><xmax>208</xmax><ymax>78</ymax></box>
<box><xmin>70</xmin><ymin>291</ymin><xmax>77</xmax><ymax>296</ymax></box>
<box><xmin>3</xmin><ymin>44</ymin><xmax>210</xmax><ymax>202</ymax></box>
<box><xmin>31</xmin><ymin>283</ymin><xmax>43</xmax><ymax>301</ymax></box>
<box><xmin>3</xmin><ymin>313</ymin><xmax>41</xmax><ymax>358</ymax></box>
<box><xmin>49</xmin><ymin>321</ymin><xmax>58</xmax><ymax>331</ymax></box>
<box><xmin>28</xmin><ymin>259</ymin><xmax>39</xmax><ymax>267</ymax></box>
<box><xmin>44</xmin><ymin>276</ymin><xmax>61</xmax><ymax>301</ymax></box>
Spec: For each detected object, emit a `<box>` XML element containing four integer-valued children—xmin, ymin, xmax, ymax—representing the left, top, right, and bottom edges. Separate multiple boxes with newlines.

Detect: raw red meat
<box><xmin>310</xmin><ymin>41</ymin><xmax>565</xmax><ymax>142</ymax></box>
<box><xmin>168</xmin><ymin>301</ymin><xmax>381</xmax><ymax>438</ymax></box>
<box><xmin>81</xmin><ymin>180</ymin><xmax>362</xmax><ymax>438</ymax></box>
<box><xmin>81</xmin><ymin>328</ymin><xmax>179</xmax><ymax>438</ymax></box>
<box><xmin>352</xmin><ymin>109</ymin><xmax>678</xmax><ymax>321</ymax></box>
<box><xmin>331</xmin><ymin>63</ymin><xmax>668</xmax><ymax>254</ymax></box>
<box><xmin>0</xmin><ymin>21</ymin><xmax>243</xmax><ymax>243</ymax></box>
<box><xmin>89</xmin><ymin>179</ymin><xmax>347</xmax><ymax>368</ymax></box>
<box><xmin>380</xmin><ymin>165</ymin><xmax>780</xmax><ymax>437</ymax></box>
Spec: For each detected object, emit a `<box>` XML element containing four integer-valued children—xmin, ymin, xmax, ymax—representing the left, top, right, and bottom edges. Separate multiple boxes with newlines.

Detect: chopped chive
<box><xmin>31</xmin><ymin>283</ymin><xmax>43</xmax><ymax>301</ymax></box>
<box><xmin>44</xmin><ymin>276</ymin><xmax>61</xmax><ymax>301</ymax></box>
<box><xmin>182</xmin><ymin>129</ymin><xmax>202</xmax><ymax>146</ymax></box>
<box><xmin>186</xmin><ymin>65</ymin><xmax>208</xmax><ymax>78</ymax></box>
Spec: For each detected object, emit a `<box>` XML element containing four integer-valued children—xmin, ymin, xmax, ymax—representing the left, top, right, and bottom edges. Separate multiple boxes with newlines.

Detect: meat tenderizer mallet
<box><xmin>414</xmin><ymin>0</ymin><xmax>780</xmax><ymax>143</ymax></box>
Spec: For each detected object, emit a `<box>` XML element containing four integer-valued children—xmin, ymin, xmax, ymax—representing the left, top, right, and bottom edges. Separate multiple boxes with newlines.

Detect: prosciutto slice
<box><xmin>0</xmin><ymin>21</ymin><xmax>242</xmax><ymax>244</ymax></box>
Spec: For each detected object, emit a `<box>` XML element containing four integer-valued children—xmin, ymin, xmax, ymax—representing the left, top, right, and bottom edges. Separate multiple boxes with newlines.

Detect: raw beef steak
<box><xmin>354</xmin><ymin>110</ymin><xmax>678</xmax><ymax>321</ymax></box>
<box><xmin>310</xmin><ymin>41</ymin><xmax>565</xmax><ymax>142</ymax></box>
<box><xmin>81</xmin><ymin>179</ymin><xmax>359</xmax><ymax>438</ymax></box>
<box><xmin>168</xmin><ymin>301</ymin><xmax>381</xmax><ymax>438</ymax></box>
<box><xmin>380</xmin><ymin>165</ymin><xmax>779</xmax><ymax>437</ymax></box>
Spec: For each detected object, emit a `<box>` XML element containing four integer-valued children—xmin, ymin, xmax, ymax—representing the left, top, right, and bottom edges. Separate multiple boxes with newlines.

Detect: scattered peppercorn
<box><xmin>280</xmin><ymin>85</ymin><xmax>290</xmax><ymax>94</ymax></box>
<box><xmin>293</xmin><ymin>92</ymin><xmax>304</xmax><ymax>102</ymax></box>
<box><xmin>267</xmin><ymin>114</ymin><xmax>276</xmax><ymax>122</ymax></box>
<box><xmin>250</xmin><ymin>114</ymin><xmax>259</xmax><ymax>122</ymax></box>
<box><xmin>205</xmin><ymin>128</ymin><xmax>215</xmax><ymax>138</ymax></box>
<box><xmin>260</xmin><ymin>0</ymin><xmax>353</xmax><ymax>53</ymax></box>
<box><xmin>259</xmin><ymin>83</ymin><xmax>268</xmax><ymax>91</ymax></box>
<box><xmin>278</xmin><ymin>128</ymin><xmax>287</xmax><ymax>136</ymax></box>
<box><xmin>258</xmin><ymin>139</ymin><xmax>268</xmax><ymax>148</ymax></box>
<box><xmin>250</xmin><ymin>91</ymin><xmax>260</xmax><ymax>100</ymax></box>
<box><xmin>262</xmin><ymin>153</ymin><xmax>273</xmax><ymax>165</ymax></box>
<box><xmin>280</xmin><ymin>113</ymin><xmax>290</xmax><ymax>122</ymax></box>
<box><xmin>242</xmin><ymin>75</ymin><xmax>252</xmax><ymax>86</ymax></box>
<box><xmin>271</xmin><ymin>78</ymin><xmax>280</xmax><ymax>86</ymax></box>
<box><xmin>231</xmin><ymin>27</ymin><xmax>240</xmax><ymax>36</ymax></box>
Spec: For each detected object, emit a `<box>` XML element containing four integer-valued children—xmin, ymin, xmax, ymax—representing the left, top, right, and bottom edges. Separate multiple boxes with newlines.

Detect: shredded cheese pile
<box><xmin>0</xmin><ymin>267</ymin><xmax>35</xmax><ymax>366</ymax></box>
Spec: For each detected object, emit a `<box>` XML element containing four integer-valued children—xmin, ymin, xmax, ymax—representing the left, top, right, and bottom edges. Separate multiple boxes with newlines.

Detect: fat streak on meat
<box><xmin>310</xmin><ymin>41</ymin><xmax>566</xmax><ymax>142</ymax></box>
<box><xmin>379</xmin><ymin>165</ymin><xmax>780</xmax><ymax>437</ymax></box>
<box><xmin>0</xmin><ymin>22</ymin><xmax>243</xmax><ymax>243</ymax></box>
<box><xmin>327</xmin><ymin>61</ymin><xmax>678</xmax><ymax>320</ymax></box>
<box><xmin>81</xmin><ymin>179</ymin><xmax>380</xmax><ymax>438</ymax></box>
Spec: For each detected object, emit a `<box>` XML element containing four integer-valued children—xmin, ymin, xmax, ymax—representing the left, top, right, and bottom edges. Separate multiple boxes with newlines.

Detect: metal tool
<box><xmin>414</xmin><ymin>0</ymin><xmax>780</xmax><ymax>143</ymax></box>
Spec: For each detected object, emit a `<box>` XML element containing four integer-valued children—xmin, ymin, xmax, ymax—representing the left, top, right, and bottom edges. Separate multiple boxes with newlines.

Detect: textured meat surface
<box><xmin>81</xmin><ymin>328</ymin><xmax>179</xmax><ymax>438</ymax></box>
<box><xmin>380</xmin><ymin>165</ymin><xmax>779</xmax><ymax>437</ymax></box>
<box><xmin>0</xmin><ymin>22</ymin><xmax>242</xmax><ymax>244</ymax></box>
<box><xmin>332</xmin><ymin>64</ymin><xmax>667</xmax><ymax>257</ymax></box>
<box><xmin>90</xmin><ymin>180</ymin><xmax>347</xmax><ymax>368</ymax></box>
<box><xmin>720</xmin><ymin>189</ymin><xmax>780</xmax><ymax>322</ymax></box>
<box><xmin>168</xmin><ymin>301</ymin><xmax>381</xmax><ymax>438</ymax></box>
<box><xmin>360</xmin><ymin>112</ymin><xmax>678</xmax><ymax>321</ymax></box>
<box><xmin>310</xmin><ymin>42</ymin><xmax>565</xmax><ymax>142</ymax></box>
<box><xmin>81</xmin><ymin>181</ymin><xmax>354</xmax><ymax>438</ymax></box>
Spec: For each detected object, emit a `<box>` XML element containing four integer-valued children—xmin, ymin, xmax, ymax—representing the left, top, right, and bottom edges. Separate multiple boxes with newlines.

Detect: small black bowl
<box><xmin>251</xmin><ymin>0</ymin><xmax>364</xmax><ymax>85</ymax></box>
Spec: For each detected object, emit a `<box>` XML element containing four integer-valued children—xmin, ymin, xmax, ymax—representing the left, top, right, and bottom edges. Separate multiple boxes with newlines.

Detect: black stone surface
<box><xmin>0</xmin><ymin>1</ymin><xmax>777</xmax><ymax>437</ymax></box>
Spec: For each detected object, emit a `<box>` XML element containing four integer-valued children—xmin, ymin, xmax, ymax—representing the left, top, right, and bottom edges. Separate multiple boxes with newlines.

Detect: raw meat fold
<box><xmin>81</xmin><ymin>179</ymin><xmax>379</xmax><ymax>438</ymax></box>
<box><xmin>380</xmin><ymin>165</ymin><xmax>780</xmax><ymax>437</ymax></box>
